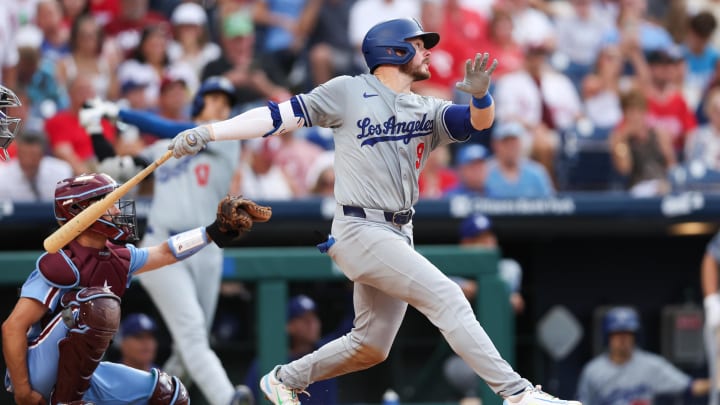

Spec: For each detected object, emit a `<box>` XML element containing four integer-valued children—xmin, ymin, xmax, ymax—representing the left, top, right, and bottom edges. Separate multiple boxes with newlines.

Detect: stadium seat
<box><xmin>557</xmin><ymin>122</ymin><xmax>624</xmax><ymax>191</ymax></box>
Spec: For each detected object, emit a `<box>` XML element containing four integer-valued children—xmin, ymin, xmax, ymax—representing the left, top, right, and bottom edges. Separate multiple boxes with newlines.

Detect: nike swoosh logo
<box><xmin>363</xmin><ymin>92</ymin><xmax>378</xmax><ymax>98</ymax></box>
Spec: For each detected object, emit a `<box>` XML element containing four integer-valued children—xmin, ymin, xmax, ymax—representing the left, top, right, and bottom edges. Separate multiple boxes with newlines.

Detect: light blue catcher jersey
<box><xmin>295</xmin><ymin>74</ymin><xmax>461</xmax><ymax>211</ymax></box>
<box><xmin>19</xmin><ymin>245</ymin><xmax>148</xmax><ymax>342</ymax></box>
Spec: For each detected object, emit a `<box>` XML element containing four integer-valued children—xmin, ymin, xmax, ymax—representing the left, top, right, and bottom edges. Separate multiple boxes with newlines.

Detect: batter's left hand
<box><xmin>169</xmin><ymin>126</ymin><xmax>213</xmax><ymax>158</ymax></box>
<box><xmin>455</xmin><ymin>53</ymin><xmax>498</xmax><ymax>98</ymax></box>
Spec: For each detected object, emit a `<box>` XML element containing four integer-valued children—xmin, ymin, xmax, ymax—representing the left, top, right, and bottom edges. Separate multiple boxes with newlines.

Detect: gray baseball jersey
<box><xmin>140</xmin><ymin>139</ymin><xmax>239</xmax><ymax>231</ymax></box>
<box><xmin>577</xmin><ymin>349</ymin><xmax>691</xmax><ymax>405</ymax></box>
<box><xmin>296</xmin><ymin>73</ymin><xmax>457</xmax><ymax>211</ymax></box>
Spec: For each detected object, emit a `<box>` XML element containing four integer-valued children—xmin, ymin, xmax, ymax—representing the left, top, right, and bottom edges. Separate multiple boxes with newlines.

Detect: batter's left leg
<box><xmin>278</xmin><ymin>281</ymin><xmax>408</xmax><ymax>388</ymax></box>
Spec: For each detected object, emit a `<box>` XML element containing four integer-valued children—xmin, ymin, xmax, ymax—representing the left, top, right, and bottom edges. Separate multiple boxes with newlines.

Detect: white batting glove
<box><xmin>83</xmin><ymin>98</ymin><xmax>119</xmax><ymax>120</ymax></box>
<box><xmin>79</xmin><ymin>99</ymin><xmax>105</xmax><ymax>134</ymax></box>
<box><xmin>455</xmin><ymin>52</ymin><xmax>499</xmax><ymax>98</ymax></box>
<box><xmin>705</xmin><ymin>293</ymin><xmax>720</xmax><ymax>330</ymax></box>
<box><xmin>168</xmin><ymin>126</ymin><xmax>213</xmax><ymax>158</ymax></box>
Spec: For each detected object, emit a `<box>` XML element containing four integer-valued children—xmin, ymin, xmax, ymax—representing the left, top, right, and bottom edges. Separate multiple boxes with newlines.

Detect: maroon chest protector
<box><xmin>38</xmin><ymin>240</ymin><xmax>132</xmax><ymax>297</ymax></box>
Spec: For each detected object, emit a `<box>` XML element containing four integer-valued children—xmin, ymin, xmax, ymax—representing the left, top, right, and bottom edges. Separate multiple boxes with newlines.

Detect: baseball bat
<box><xmin>43</xmin><ymin>150</ymin><xmax>173</xmax><ymax>253</ymax></box>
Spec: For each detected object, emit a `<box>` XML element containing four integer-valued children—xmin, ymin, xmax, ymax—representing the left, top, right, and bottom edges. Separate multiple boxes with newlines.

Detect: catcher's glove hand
<box><xmin>206</xmin><ymin>195</ymin><xmax>272</xmax><ymax>247</ymax></box>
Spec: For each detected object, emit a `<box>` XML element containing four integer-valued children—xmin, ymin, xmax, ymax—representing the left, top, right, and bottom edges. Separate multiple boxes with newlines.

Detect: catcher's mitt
<box><xmin>207</xmin><ymin>195</ymin><xmax>272</xmax><ymax>247</ymax></box>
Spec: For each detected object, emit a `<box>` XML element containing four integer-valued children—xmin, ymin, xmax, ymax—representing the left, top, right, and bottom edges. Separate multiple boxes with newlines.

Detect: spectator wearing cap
<box><xmin>576</xmin><ymin>306</ymin><xmax>709</xmax><ymax>405</ymax></box>
<box><xmin>202</xmin><ymin>10</ymin><xmax>291</xmax><ymax>108</ymax></box>
<box><xmin>244</xmin><ymin>294</ymin><xmax>352</xmax><ymax>404</ymax></box>
<box><xmin>0</xmin><ymin>130</ymin><xmax>72</xmax><ymax>201</ymax></box>
<box><xmin>445</xmin><ymin>144</ymin><xmax>489</xmax><ymax>197</ymax></box>
<box><xmin>168</xmin><ymin>2</ymin><xmax>222</xmax><ymax>78</ymax></box>
<box><xmin>156</xmin><ymin>74</ymin><xmax>190</xmax><ymax>121</ymax></box>
<box><xmin>117</xmin><ymin>313</ymin><xmax>159</xmax><ymax>372</ymax></box>
<box><xmin>634</xmin><ymin>45</ymin><xmax>697</xmax><ymax>156</ymax></box>
<box><xmin>458</xmin><ymin>214</ymin><xmax>524</xmax><ymax>313</ymax></box>
<box><xmin>116</xmin><ymin>24</ymin><xmax>197</xmax><ymax>110</ymax></box>
<box><xmin>119</xmin><ymin>68</ymin><xmax>154</xmax><ymax>111</ymax></box>
<box><xmin>485</xmin><ymin>122</ymin><xmax>555</xmax><ymax>198</ymax></box>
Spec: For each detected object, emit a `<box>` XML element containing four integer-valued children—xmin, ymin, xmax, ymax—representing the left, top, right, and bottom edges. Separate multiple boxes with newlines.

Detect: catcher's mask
<box><xmin>0</xmin><ymin>85</ymin><xmax>22</xmax><ymax>160</ymax></box>
<box><xmin>54</xmin><ymin>173</ymin><xmax>138</xmax><ymax>244</ymax></box>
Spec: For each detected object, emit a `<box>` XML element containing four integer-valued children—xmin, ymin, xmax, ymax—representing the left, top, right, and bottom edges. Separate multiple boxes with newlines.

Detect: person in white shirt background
<box><xmin>0</xmin><ymin>130</ymin><xmax>72</xmax><ymax>201</ymax></box>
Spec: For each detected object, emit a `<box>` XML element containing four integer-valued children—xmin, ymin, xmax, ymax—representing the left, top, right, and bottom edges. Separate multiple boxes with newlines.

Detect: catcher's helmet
<box><xmin>54</xmin><ymin>173</ymin><xmax>137</xmax><ymax>243</ymax></box>
<box><xmin>191</xmin><ymin>76</ymin><xmax>237</xmax><ymax>118</ymax></box>
<box><xmin>361</xmin><ymin>18</ymin><xmax>439</xmax><ymax>73</ymax></box>
<box><xmin>0</xmin><ymin>85</ymin><xmax>22</xmax><ymax>160</ymax></box>
<box><xmin>603</xmin><ymin>306</ymin><xmax>640</xmax><ymax>337</ymax></box>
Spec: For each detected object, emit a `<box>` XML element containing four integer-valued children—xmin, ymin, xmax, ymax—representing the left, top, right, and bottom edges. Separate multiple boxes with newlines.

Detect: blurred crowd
<box><xmin>6</xmin><ymin>0</ymin><xmax>720</xmax><ymax>201</ymax></box>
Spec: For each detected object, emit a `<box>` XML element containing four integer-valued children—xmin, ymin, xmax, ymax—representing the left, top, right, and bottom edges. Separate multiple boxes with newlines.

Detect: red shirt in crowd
<box><xmin>646</xmin><ymin>92</ymin><xmax>697</xmax><ymax>153</ymax></box>
<box><xmin>419</xmin><ymin>169</ymin><xmax>459</xmax><ymax>199</ymax></box>
<box><xmin>427</xmin><ymin>8</ymin><xmax>488</xmax><ymax>90</ymax></box>
<box><xmin>45</xmin><ymin>111</ymin><xmax>116</xmax><ymax>161</ymax></box>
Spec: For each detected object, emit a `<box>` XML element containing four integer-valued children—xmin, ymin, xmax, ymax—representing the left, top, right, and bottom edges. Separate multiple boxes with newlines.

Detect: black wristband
<box><xmin>206</xmin><ymin>221</ymin><xmax>240</xmax><ymax>248</ymax></box>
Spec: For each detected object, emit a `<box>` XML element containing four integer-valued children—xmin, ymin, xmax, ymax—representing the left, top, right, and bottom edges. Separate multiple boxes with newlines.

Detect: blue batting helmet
<box><xmin>361</xmin><ymin>18</ymin><xmax>440</xmax><ymax>73</ymax></box>
<box><xmin>191</xmin><ymin>76</ymin><xmax>236</xmax><ymax>118</ymax></box>
<box><xmin>603</xmin><ymin>307</ymin><xmax>640</xmax><ymax>337</ymax></box>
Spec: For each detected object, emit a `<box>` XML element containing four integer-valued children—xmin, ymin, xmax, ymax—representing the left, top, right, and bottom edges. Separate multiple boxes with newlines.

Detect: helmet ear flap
<box><xmin>361</xmin><ymin>18</ymin><xmax>439</xmax><ymax>72</ymax></box>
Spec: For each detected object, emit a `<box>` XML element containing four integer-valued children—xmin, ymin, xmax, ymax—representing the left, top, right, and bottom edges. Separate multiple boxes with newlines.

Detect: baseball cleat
<box><xmin>259</xmin><ymin>366</ymin><xmax>307</xmax><ymax>405</ymax></box>
<box><xmin>230</xmin><ymin>384</ymin><xmax>254</xmax><ymax>405</ymax></box>
<box><xmin>503</xmin><ymin>385</ymin><xmax>582</xmax><ymax>405</ymax></box>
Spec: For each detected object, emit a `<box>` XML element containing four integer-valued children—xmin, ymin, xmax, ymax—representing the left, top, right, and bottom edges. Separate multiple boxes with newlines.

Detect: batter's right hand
<box><xmin>705</xmin><ymin>293</ymin><xmax>720</xmax><ymax>330</ymax></box>
<box><xmin>169</xmin><ymin>126</ymin><xmax>213</xmax><ymax>158</ymax></box>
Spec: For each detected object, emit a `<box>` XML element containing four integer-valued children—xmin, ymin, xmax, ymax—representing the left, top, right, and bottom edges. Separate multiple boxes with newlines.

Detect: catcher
<box><xmin>2</xmin><ymin>173</ymin><xmax>270</xmax><ymax>405</ymax></box>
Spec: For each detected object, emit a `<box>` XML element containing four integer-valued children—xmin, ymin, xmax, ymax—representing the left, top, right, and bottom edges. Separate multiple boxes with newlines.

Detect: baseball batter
<box><xmin>168</xmin><ymin>18</ymin><xmax>579</xmax><ymax>405</ymax></box>
<box><xmin>83</xmin><ymin>77</ymin><xmax>251</xmax><ymax>405</ymax></box>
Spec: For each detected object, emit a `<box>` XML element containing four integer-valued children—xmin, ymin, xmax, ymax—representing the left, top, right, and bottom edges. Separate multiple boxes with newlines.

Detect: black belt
<box><xmin>342</xmin><ymin>205</ymin><xmax>414</xmax><ymax>225</ymax></box>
